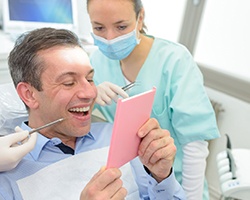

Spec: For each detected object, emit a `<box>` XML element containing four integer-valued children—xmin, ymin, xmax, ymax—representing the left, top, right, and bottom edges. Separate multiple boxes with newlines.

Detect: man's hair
<box><xmin>8</xmin><ymin>28</ymin><xmax>83</xmax><ymax>91</ymax></box>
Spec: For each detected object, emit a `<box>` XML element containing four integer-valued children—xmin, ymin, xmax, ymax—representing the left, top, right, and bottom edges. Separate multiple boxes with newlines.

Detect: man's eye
<box><xmin>63</xmin><ymin>82</ymin><xmax>75</xmax><ymax>86</ymax></box>
<box><xmin>87</xmin><ymin>79</ymin><xmax>94</xmax><ymax>83</ymax></box>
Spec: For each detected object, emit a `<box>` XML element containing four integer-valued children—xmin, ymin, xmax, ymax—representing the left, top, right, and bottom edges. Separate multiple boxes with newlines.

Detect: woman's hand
<box><xmin>0</xmin><ymin>127</ymin><xmax>37</xmax><ymax>172</ymax></box>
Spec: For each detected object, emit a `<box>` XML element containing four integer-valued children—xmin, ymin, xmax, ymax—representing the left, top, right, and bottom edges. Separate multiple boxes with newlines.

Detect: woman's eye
<box><xmin>94</xmin><ymin>26</ymin><xmax>104</xmax><ymax>31</ymax></box>
<box><xmin>118</xmin><ymin>25</ymin><xmax>127</xmax><ymax>31</ymax></box>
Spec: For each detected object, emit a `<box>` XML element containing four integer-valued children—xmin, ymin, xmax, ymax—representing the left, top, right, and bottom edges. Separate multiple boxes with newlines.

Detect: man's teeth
<box><xmin>69</xmin><ymin>106</ymin><xmax>90</xmax><ymax>112</ymax></box>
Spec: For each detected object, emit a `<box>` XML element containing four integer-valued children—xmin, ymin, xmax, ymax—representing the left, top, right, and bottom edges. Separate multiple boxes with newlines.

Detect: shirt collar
<box><xmin>21</xmin><ymin>122</ymin><xmax>49</xmax><ymax>160</ymax></box>
<box><xmin>20</xmin><ymin>122</ymin><xmax>95</xmax><ymax>160</ymax></box>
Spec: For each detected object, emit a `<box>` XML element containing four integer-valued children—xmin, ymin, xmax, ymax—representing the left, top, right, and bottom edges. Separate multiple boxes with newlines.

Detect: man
<box><xmin>0</xmin><ymin>28</ymin><xmax>186</xmax><ymax>200</ymax></box>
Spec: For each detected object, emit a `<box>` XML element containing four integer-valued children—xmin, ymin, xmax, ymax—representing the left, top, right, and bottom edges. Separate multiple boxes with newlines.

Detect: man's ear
<box><xmin>16</xmin><ymin>82</ymin><xmax>39</xmax><ymax>109</ymax></box>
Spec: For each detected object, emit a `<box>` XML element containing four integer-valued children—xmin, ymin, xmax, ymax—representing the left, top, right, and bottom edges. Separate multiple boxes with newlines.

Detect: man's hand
<box><xmin>80</xmin><ymin>167</ymin><xmax>127</xmax><ymax>199</ymax></box>
<box><xmin>0</xmin><ymin>126</ymin><xmax>37</xmax><ymax>172</ymax></box>
<box><xmin>138</xmin><ymin>118</ymin><xmax>176</xmax><ymax>183</ymax></box>
<box><xmin>96</xmin><ymin>82</ymin><xmax>129</xmax><ymax>106</ymax></box>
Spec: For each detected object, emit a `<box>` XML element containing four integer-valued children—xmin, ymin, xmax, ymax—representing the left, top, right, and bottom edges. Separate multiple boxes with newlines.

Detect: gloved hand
<box><xmin>96</xmin><ymin>82</ymin><xmax>129</xmax><ymax>106</ymax></box>
<box><xmin>0</xmin><ymin>126</ymin><xmax>37</xmax><ymax>172</ymax></box>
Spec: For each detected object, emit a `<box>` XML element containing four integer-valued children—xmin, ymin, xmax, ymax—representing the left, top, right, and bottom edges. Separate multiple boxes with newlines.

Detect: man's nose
<box><xmin>76</xmin><ymin>82</ymin><xmax>96</xmax><ymax>99</ymax></box>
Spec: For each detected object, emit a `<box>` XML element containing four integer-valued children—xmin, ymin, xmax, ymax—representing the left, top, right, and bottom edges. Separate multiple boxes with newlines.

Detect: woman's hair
<box><xmin>8</xmin><ymin>28</ymin><xmax>83</xmax><ymax>91</ymax></box>
<box><xmin>86</xmin><ymin>0</ymin><xmax>147</xmax><ymax>34</ymax></box>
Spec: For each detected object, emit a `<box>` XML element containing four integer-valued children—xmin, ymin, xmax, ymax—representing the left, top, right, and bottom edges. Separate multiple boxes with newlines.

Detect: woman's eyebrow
<box><xmin>92</xmin><ymin>21</ymin><xmax>102</xmax><ymax>25</ymax></box>
<box><xmin>114</xmin><ymin>20</ymin><xmax>127</xmax><ymax>24</ymax></box>
<box><xmin>92</xmin><ymin>20</ymin><xmax>127</xmax><ymax>26</ymax></box>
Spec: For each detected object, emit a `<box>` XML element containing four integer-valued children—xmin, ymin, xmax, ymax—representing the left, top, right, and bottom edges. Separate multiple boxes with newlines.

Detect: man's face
<box><xmin>30</xmin><ymin>46</ymin><xmax>97</xmax><ymax>139</ymax></box>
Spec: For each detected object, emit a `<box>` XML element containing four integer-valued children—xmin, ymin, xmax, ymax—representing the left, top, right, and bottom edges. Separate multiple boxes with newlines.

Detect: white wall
<box><xmin>0</xmin><ymin>0</ymin><xmax>3</xmax><ymax>28</ymax></box>
<box><xmin>143</xmin><ymin>0</ymin><xmax>187</xmax><ymax>42</ymax></box>
<box><xmin>207</xmin><ymin>87</ymin><xmax>250</xmax><ymax>149</ymax></box>
<box><xmin>76</xmin><ymin>0</ymin><xmax>92</xmax><ymax>42</ymax></box>
<box><xmin>194</xmin><ymin>0</ymin><xmax>250</xmax><ymax>82</ymax></box>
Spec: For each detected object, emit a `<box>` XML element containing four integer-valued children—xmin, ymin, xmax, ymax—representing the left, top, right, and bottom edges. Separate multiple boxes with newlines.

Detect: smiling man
<box><xmin>16</xmin><ymin>43</ymin><xmax>96</xmax><ymax>150</ymax></box>
<box><xmin>0</xmin><ymin>28</ymin><xmax>186</xmax><ymax>200</ymax></box>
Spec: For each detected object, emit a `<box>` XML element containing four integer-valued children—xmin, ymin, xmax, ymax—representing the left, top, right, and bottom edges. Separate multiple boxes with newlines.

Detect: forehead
<box><xmin>38</xmin><ymin>46</ymin><xmax>92</xmax><ymax>78</ymax></box>
<box><xmin>88</xmin><ymin>0</ymin><xmax>135</xmax><ymax>22</ymax></box>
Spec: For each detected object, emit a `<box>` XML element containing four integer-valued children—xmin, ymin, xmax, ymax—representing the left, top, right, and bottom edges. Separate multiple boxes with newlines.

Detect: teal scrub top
<box><xmin>90</xmin><ymin>36</ymin><xmax>220</xmax><ymax>186</ymax></box>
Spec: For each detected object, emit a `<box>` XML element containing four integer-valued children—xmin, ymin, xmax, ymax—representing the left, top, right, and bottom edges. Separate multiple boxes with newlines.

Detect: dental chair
<box><xmin>0</xmin><ymin>82</ymin><xmax>28</xmax><ymax>135</ymax></box>
<box><xmin>216</xmin><ymin>135</ymin><xmax>250</xmax><ymax>200</ymax></box>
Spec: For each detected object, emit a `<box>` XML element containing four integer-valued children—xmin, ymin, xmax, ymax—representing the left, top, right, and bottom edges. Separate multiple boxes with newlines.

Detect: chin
<box><xmin>74</xmin><ymin>122</ymin><xmax>91</xmax><ymax>137</ymax></box>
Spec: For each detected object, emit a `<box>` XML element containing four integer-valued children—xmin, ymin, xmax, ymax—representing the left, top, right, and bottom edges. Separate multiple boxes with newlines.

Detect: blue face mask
<box><xmin>91</xmin><ymin>21</ymin><xmax>141</xmax><ymax>60</ymax></box>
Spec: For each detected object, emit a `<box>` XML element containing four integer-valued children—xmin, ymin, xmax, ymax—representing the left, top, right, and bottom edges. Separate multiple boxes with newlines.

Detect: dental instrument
<box><xmin>29</xmin><ymin>118</ymin><xmax>65</xmax><ymax>134</ymax></box>
<box><xmin>122</xmin><ymin>81</ymin><xmax>136</xmax><ymax>91</ymax></box>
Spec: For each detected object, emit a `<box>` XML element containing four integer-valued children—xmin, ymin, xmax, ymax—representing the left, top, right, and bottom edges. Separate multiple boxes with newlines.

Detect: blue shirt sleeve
<box><xmin>130</xmin><ymin>158</ymin><xmax>186</xmax><ymax>199</ymax></box>
<box><xmin>145</xmin><ymin>169</ymin><xmax>186</xmax><ymax>200</ymax></box>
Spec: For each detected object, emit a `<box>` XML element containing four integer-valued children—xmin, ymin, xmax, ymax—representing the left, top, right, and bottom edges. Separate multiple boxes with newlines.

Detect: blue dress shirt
<box><xmin>0</xmin><ymin>122</ymin><xmax>186</xmax><ymax>200</ymax></box>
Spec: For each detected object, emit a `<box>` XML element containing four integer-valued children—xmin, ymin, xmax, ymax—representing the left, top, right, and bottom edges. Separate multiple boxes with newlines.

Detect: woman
<box><xmin>0</xmin><ymin>127</ymin><xmax>37</xmax><ymax>172</ymax></box>
<box><xmin>87</xmin><ymin>0</ymin><xmax>220</xmax><ymax>199</ymax></box>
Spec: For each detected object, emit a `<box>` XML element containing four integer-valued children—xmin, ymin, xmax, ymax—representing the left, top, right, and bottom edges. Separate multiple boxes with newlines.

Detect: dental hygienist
<box><xmin>0</xmin><ymin>127</ymin><xmax>37</xmax><ymax>172</ymax></box>
<box><xmin>87</xmin><ymin>0</ymin><xmax>220</xmax><ymax>199</ymax></box>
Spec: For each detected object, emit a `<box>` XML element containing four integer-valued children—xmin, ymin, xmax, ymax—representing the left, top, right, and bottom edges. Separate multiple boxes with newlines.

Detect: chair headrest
<box><xmin>0</xmin><ymin>83</ymin><xmax>28</xmax><ymax>135</ymax></box>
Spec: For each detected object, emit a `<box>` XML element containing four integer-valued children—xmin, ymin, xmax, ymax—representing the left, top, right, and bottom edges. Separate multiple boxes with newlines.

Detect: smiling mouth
<box><xmin>68</xmin><ymin>106</ymin><xmax>90</xmax><ymax>116</ymax></box>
